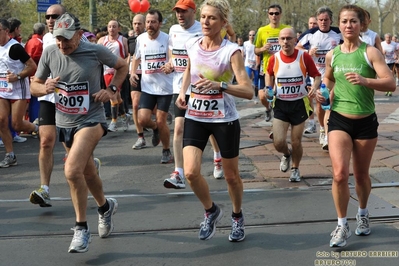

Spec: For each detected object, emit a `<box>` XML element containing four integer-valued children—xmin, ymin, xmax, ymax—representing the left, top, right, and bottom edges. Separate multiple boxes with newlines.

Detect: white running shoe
<box><xmin>108</xmin><ymin>122</ymin><xmax>118</xmax><ymax>132</ymax></box>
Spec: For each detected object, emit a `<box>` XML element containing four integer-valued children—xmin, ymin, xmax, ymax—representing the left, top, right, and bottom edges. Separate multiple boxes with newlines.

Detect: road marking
<box><xmin>381</xmin><ymin>107</ymin><xmax>399</xmax><ymax>123</ymax></box>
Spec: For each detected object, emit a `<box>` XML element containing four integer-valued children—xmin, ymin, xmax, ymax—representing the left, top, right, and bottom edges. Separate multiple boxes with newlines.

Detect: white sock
<box><xmin>41</xmin><ymin>185</ymin><xmax>49</xmax><ymax>193</ymax></box>
<box><xmin>338</xmin><ymin>217</ymin><xmax>347</xmax><ymax>226</ymax></box>
<box><xmin>175</xmin><ymin>167</ymin><xmax>184</xmax><ymax>177</ymax></box>
<box><xmin>214</xmin><ymin>151</ymin><xmax>221</xmax><ymax>160</ymax></box>
<box><xmin>358</xmin><ymin>207</ymin><xmax>368</xmax><ymax>216</ymax></box>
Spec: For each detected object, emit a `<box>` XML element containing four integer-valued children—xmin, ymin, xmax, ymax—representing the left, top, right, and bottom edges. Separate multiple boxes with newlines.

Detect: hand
<box><xmin>160</xmin><ymin>62</ymin><xmax>174</xmax><ymax>74</ymax></box>
<box><xmin>129</xmin><ymin>74</ymin><xmax>139</xmax><ymax>87</ymax></box>
<box><xmin>44</xmin><ymin>76</ymin><xmax>61</xmax><ymax>94</ymax></box>
<box><xmin>175</xmin><ymin>94</ymin><xmax>187</xmax><ymax>110</ymax></box>
<box><xmin>308</xmin><ymin>47</ymin><xmax>318</xmax><ymax>56</ymax></box>
<box><xmin>344</xmin><ymin>72</ymin><xmax>365</xmax><ymax>86</ymax></box>
<box><xmin>92</xmin><ymin>89</ymin><xmax>112</xmax><ymax>103</ymax></box>
<box><xmin>193</xmin><ymin>74</ymin><xmax>217</xmax><ymax>94</ymax></box>
<box><xmin>6</xmin><ymin>70</ymin><xmax>18</xmax><ymax>82</ymax></box>
<box><xmin>263</xmin><ymin>43</ymin><xmax>272</xmax><ymax>52</ymax></box>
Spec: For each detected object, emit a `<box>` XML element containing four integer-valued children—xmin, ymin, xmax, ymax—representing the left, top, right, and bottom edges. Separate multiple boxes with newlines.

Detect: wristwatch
<box><xmin>220</xmin><ymin>81</ymin><xmax>228</xmax><ymax>91</ymax></box>
<box><xmin>17</xmin><ymin>74</ymin><xmax>21</xmax><ymax>80</ymax></box>
<box><xmin>107</xmin><ymin>84</ymin><xmax>117</xmax><ymax>94</ymax></box>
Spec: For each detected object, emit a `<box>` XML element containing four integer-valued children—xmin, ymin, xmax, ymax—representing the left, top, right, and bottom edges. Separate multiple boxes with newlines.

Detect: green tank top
<box><xmin>331</xmin><ymin>42</ymin><xmax>376</xmax><ymax>115</ymax></box>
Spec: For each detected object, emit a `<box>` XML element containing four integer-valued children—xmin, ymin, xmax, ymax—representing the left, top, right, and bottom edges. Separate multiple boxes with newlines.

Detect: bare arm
<box><xmin>128</xmin><ymin>55</ymin><xmax>141</xmax><ymax>87</ymax></box>
<box><xmin>374</xmin><ymin>36</ymin><xmax>383</xmax><ymax>54</ymax></box>
<box><xmin>8</xmin><ymin>58</ymin><xmax>37</xmax><ymax>83</ymax></box>
<box><xmin>344</xmin><ymin>46</ymin><xmax>395</xmax><ymax>92</ymax></box>
<box><xmin>122</xmin><ymin>37</ymin><xmax>129</xmax><ymax>59</ymax></box>
<box><xmin>175</xmin><ymin>59</ymin><xmax>191</xmax><ymax>110</ymax></box>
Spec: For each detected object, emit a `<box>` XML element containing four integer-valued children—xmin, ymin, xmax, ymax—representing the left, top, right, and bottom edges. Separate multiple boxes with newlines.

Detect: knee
<box><xmin>354</xmin><ymin>175</ymin><xmax>371</xmax><ymax>186</ymax></box>
<box><xmin>273</xmin><ymin>140</ymin><xmax>286</xmax><ymax>152</ymax></box>
<box><xmin>225</xmin><ymin>173</ymin><xmax>242</xmax><ymax>187</ymax></box>
<box><xmin>40</xmin><ymin>133</ymin><xmax>56</xmax><ymax>150</ymax></box>
<box><xmin>290</xmin><ymin>138</ymin><xmax>302</xmax><ymax>149</ymax></box>
<box><xmin>64</xmin><ymin>165</ymin><xmax>82</xmax><ymax>183</ymax></box>
<box><xmin>333</xmin><ymin>173</ymin><xmax>349</xmax><ymax>186</ymax></box>
<box><xmin>11</xmin><ymin>120</ymin><xmax>22</xmax><ymax>131</ymax></box>
<box><xmin>138</xmin><ymin>115</ymin><xmax>149</xmax><ymax>127</ymax></box>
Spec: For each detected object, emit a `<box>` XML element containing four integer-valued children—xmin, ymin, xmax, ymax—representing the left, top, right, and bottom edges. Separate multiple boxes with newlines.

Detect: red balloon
<box><xmin>140</xmin><ymin>0</ymin><xmax>150</xmax><ymax>13</ymax></box>
<box><xmin>129</xmin><ymin>0</ymin><xmax>141</xmax><ymax>13</ymax></box>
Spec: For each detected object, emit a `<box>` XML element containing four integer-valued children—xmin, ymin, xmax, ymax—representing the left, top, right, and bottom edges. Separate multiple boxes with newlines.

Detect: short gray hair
<box><xmin>316</xmin><ymin>6</ymin><xmax>333</xmax><ymax>21</ymax></box>
<box><xmin>33</xmin><ymin>23</ymin><xmax>46</xmax><ymax>35</ymax></box>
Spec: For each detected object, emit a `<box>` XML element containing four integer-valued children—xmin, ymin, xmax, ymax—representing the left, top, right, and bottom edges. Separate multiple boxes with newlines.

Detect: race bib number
<box><xmin>267</xmin><ymin>37</ymin><xmax>281</xmax><ymax>54</ymax></box>
<box><xmin>315</xmin><ymin>50</ymin><xmax>329</xmax><ymax>69</ymax></box>
<box><xmin>55</xmin><ymin>81</ymin><xmax>90</xmax><ymax>115</ymax></box>
<box><xmin>0</xmin><ymin>73</ymin><xmax>13</xmax><ymax>93</ymax></box>
<box><xmin>172</xmin><ymin>49</ymin><xmax>188</xmax><ymax>73</ymax></box>
<box><xmin>276</xmin><ymin>76</ymin><xmax>305</xmax><ymax>100</ymax></box>
<box><xmin>247</xmin><ymin>59</ymin><xmax>256</xmax><ymax>68</ymax></box>
<box><xmin>144</xmin><ymin>53</ymin><xmax>166</xmax><ymax>74</ymax></box>
<box><xmin>187</xmin><ymin>84</ymin><xmax>225</xmax><ymax>118</ymax></box>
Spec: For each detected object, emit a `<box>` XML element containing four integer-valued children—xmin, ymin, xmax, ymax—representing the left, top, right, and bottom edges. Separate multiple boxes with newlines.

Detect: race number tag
<box><xmin>144</xmin><ymin>53</ymin><xmax>166</xmax><ymax>74</ymax></box>
<box><xmin>315</xmin><ymin>50</ymin><xmax>329</xmax><ymax>69</ymax></box>
<box><xmin>276</xmin><ymin>76</ymin><xmax>305</xmax><ymax>100</ymax></box>
<box><xmin>267</xmin><ymin>37</ymin><xmax>281</xmax><ymax>54</ymax></box>
<box><xmin>187</xmin><ymin>84</ymin><xmax>225</xmax><ymax>118</ymax></box>
<box><xmin>55</xmin><ymin>81</ymin><xmax>90</xmax><ymax>115</ymax></box>
<box><xmin>0</xmin><ymin>73</ymin><xmax>13</xmax><ymax>93</ymax></box>
<box><xmin>247</xmin><ymin>59</ymin><xmax>256</xmax><ymax>69</ymax></box>
<box><xmin>172</xmin><ymin>49</ymin><xmax>188</xmax><ymax>73</ymax></box>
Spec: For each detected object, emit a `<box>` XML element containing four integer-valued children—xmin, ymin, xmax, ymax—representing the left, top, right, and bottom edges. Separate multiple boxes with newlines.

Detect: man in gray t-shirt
<box><xmin>31</xmin><ymin>13</ymin><xmax>128</xmax><ymax>253</ymax></box>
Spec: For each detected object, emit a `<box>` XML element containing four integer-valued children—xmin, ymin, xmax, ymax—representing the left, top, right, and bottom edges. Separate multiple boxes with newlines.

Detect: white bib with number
<box><xmin>55</xmin><ymin>81</ymin><xmax>90</xmax><ymax>115</ymax></box>
<box><xmin>0</xmin><ymin>73</ymin><xmax>13</xmax><ymax>94</ymax></box>
<box><xmin>274</xmin><ymin>51</ymin><xmax>308</xmax><ymax>101</ymax></box>
<box><xmin>187</xmin><ymin>85</ymin><xmax>225</xmax><ymax>119</ymax></box>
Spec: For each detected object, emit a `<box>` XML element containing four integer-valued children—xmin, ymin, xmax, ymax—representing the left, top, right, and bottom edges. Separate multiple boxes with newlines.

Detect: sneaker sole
<box><xmin>200</xmin><ymin>209</ymin><xmax>224</xmax><ymax>241</ymax></box>
<box><xmin>132</xmin><ymin>145</ymin><xmax>146</xmax><ymax>150</ymax></box>
<box><xmin>163</xmin><ymin>180</ymin><xmax>185</xmax><ymax>189</ymax></box>
<box><xmin>29</xmin><ymin>191</ymin><xmax>52</xmax><ymax>207</ymax></box>
<box><xmin>289</xmin><ymin>178</ymin><xmax>301</xmax><ymax>182</ymax></box>
<box><xmin>68</xmin><ymin>236</ymin><xmax>92</xmax><ymax>253</ymax></box>
<box><xmin>160</xmin><ymin>158</ymin><xmax>173</xmax><ymax>164</ymax></box>
<box><xmin>355</xmin><ymin>229</ymin><xmax>371</xmax><ymax>236</ymax></box>
<box><xmin>229</xmin><ymin>233</ymin><xmax>246</xmax><ymax>242</ymax></box>
<box><xmin>0</xmin><ymin>162</ymin><xmax>17</xmax><ymax>168</ymax></box>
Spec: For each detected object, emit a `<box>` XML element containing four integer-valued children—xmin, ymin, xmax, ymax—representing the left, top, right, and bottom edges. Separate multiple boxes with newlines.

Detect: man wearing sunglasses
<box><xmin>254</xmin><ymin>4</ymin><xmax>290</xmax><ymax>124</ymax></box>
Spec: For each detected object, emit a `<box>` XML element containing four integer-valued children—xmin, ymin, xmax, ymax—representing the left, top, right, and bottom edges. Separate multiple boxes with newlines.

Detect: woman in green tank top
<box><xmin>317</xmin><ymin>4</ymin><xmax>396</xmax><ymax>248</ymax></box>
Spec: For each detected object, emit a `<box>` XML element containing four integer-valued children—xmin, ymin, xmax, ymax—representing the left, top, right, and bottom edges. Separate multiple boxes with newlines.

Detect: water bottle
<box><xmin>266</xmin><ymin>86</ymin><xmax>274</xmax><ymax>102</ymax></box>
<box><xmin>320</xmin><ymin>83</ymin><xmax>330</xmax><ymax>110</ymax></box>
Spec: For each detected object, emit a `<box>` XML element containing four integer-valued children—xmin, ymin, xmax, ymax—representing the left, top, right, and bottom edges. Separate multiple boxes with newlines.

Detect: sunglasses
<box><xmin>249</xmin><ymin>34</ymin><xmax>255</xmax><ymax>36</ymax></box>
<box><xmin>269</xmin><ymin>12</ymin><xmax>280</xmax><ymax>16</ymax></box>
<box><xmin>280</xmin><ymin>37</ymin><xmax>294</xmax><ymax>41</ymax></box>
<box><xmin>45</xmin><ymin>14</ymin><xmax>60</xmax><ymax>20</ymax></box>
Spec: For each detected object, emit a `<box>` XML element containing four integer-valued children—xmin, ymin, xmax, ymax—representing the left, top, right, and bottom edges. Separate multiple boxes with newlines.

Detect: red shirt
<box><xmin>24</xmin><ymin>34</ymin><xmax>43</xmax><ymax>64</ymax></box>
<box><xmin>267</xmin><ymin>49</ymin><xmax>320</xmax><ymax>78</ymax></box>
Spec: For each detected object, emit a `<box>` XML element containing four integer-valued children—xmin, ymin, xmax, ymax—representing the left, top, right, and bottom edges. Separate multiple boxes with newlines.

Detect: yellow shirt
<box><xmin>254</xmin><ymin>24</ymin><xmax>291</xmax><ymax>71</ymax></box>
